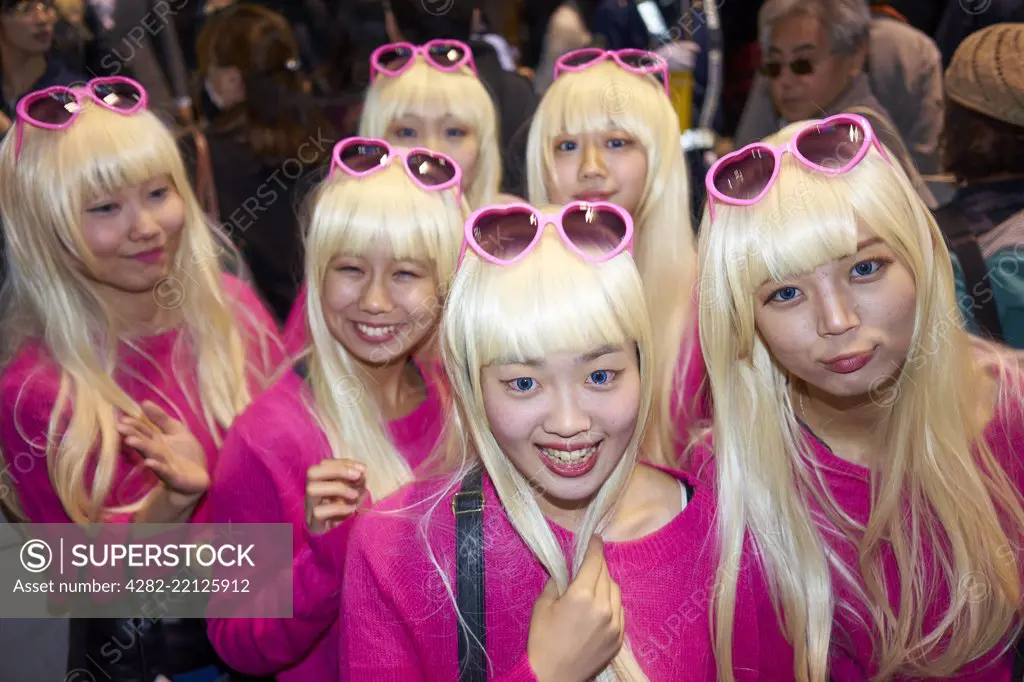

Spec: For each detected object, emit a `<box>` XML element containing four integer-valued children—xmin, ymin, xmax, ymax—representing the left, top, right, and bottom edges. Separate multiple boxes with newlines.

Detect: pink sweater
<box><xmin>692</xmin><ymin>387</ymin><xmax>1024</xmax><ymax>680</ymax></box>
<box><xmin>207</xmin><ymin>366</ymin><xmax>445</xmax><ymax>681</ymax></box>
<box><xmin>339</xmin><ymin>465</ymin><xmax>796</xmax><ymax>681</ymax></box>
<box><xmin>0</xmin><ymin>275</ymin><xmax>283</xmax><ymax>524</ymax></box>
<box><xmin>809</xmin><ymin>388</ymin><xmax>1024</xmax><ymax>681</ymax></box>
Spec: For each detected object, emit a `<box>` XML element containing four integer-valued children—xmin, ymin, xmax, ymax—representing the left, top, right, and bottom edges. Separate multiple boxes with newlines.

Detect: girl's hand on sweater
<box><xmin>526</xmin><ymin>536</ymin><xmax>625</xmax><ymax>682</ymax></box>
<box><xmin>305</xmin><ymin>458</ymin><xmax>367</xmax><ymax>535</ymax></box>
<box><xmin>118</xmin><ymin>401</ymin><xmax>209</xmax><ymax>506</ymax></box>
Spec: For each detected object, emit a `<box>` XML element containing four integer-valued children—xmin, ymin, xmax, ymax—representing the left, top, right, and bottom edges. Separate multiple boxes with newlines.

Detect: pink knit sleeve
<box><xmin>730</xmin><ymin>540</ymin><xmax>797</xmax><ymax>680</ymax></box>
<box><xmin>339</xmin><ymin>517</ymin><xmax>428</xmax><ymax>682</ymax></box>
<box><xmin>206</xmin><ymin>422</ymin><xmax>349</xmax><ymax>676</ymax></box>
<box><xmin>0</xmin><ymin>354</ymin><xmax>149</xmax><ymax>524</ymax></box>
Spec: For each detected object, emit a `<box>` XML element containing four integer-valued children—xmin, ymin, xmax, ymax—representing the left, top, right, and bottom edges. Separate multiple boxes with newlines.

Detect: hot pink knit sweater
<box><xmin>207</xmin><ymin>367</ymin><xmax>445</xmax><ymax>681</ymax></box>
<box><xmin>0</xmin><ymin>275</ymin><xmax>283</xmax><ymax>524</ymax></box>
<box><xmin>339</xmin><ymin>465</ymin><xmax>796</xmax><ymax>681</ymax></box>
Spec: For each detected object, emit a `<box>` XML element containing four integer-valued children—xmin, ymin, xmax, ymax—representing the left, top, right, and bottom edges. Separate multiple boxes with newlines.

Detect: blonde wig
<box><xmin>698</xmin><ymin>122</ymin><xmax>1024</xmax><ymax>681</ymax></box>
<box><xmin>526</xmin><ymin>60</ymin><xmax>699</xmax><ymax>468</ymax></box>
<box><xmin>436</xmin><ymin>225</ymin><xmax>655</xmax><ymax>680</ymax></box>
<box><xmin>303</xmin><ymin>161</ymin><xmax>467</xmax><ymax>500</ymax></box>
<box><xmin>0</xmin><ymin>101</ymin><xmax>280</xmax><ymax>523</ymax></box>
<box><xmin>358</xmin><ymin>57</ymin><xmax>502</xmax><ymax>209</ymax></box>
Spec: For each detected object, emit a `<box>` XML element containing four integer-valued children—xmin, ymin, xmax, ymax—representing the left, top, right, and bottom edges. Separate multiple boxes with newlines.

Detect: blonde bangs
<box><xmin>709</xmin><ymin>145</ymin><xmax>932</xmax><ymax>297</ymax></box>
<box><xmin>447</xmin><ymin>232</ymin><xmax>646</xmax><ymax>368</ymax></box>
<box><xmin>361</xmin><ymin>60</ymin><xmax>495</xmax><ymax>138</ymax></box>
<box><xmin>305</xmin><ymin>163</ymin><xmax>464</xmax><ymax>289</ymax></box>
<box><xmin>55</xmin><ymin>103</ymin><xmax>183</xmax><ymax>203</ymax></box>
<box><xmin>531</xmin><ymin>62</ymin><xmax>663</xmax><ymax>151</ymax></box>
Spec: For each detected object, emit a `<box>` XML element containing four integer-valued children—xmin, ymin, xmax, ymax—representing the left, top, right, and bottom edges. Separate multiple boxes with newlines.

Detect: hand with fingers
<box><xmin>117</xmin><ymin>400</ymin><xmax>210</xmax><ymax>507</ymax></box>
<box><xmin>305</xmin><ymin>458</ymin><xmax>368</xmax><ymax>535</ymax></box>
<box><xmin>527</xmin><ymin>535</ymin><xmax>625</xmax><ymax>682</ymax></box>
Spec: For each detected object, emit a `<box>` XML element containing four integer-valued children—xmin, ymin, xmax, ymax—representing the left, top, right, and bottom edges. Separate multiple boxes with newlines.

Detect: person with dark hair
<box><xmin>189</xmin><ymin>3</ymin><xmax>338</xmax><ymax>323</ymax></box>
<box><xmin>381</xmin><ymin>0</ymin><xmax>537</xmax><ymax>199</ymax></box>
<box><xmin>935</xmin><ymin>23</ymin><xmax>1024</xmax><ymax>347</ymax></box>
<box><xmin>1</xmin><ymin>0</ymin><xmax>83</xmax><ymax>131</ymax></box>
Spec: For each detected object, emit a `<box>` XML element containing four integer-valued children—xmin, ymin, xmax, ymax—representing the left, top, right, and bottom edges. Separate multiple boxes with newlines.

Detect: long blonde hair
<box><xmin>526</xmin><ymin>61</ymin><xmax>698</xmax><ymax>467</ymax></box>
<box><xmin>358</xmin><ymin>57</ymin><xmax>501</xmax><ymax>209</ymax></box>
<box><xmin>0</xmin><ymin>101</ymin><xmax>279</xmax><ymax>523</ymax></box>
<box><xmin>303</xmin><ymin>161</ymin><xmax>466</xmax><ymax>499</ymax></box>
<box><xmin>437</xmin><ymin>226</ymin><xmax>655</xmax><ymax>680</ymax></box>
<box><xmin>698</xmin><ymin>122</ymin><xmax>1024</xmax><ymax>681</ymax></box>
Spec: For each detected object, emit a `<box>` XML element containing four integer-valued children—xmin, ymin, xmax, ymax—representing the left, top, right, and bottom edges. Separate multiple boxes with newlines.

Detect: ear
<box><xmin>847</xmin><ymin>42</ymin><xmax>868</xmax><ymax>77</ymax></box>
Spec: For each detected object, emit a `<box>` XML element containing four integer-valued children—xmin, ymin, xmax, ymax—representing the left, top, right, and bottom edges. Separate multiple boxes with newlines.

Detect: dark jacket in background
<box><xmin>178</xmin><ymin>128</ymin><xmax>326</xmax><ymax>323</ymax></box>
<box><xmin>935</xmin><ymin>0</ymin><xmax>1024</xmax><ymax>67</ymax></box>
<box><xmin>85</xmin><ymin>0</ymin><xmax>191</xmax><ymax>123</ymax></box>
<box><xmin>470</xmin><ymin>39</ymin><xmax>538</xmax><ymax>199</ymax></box>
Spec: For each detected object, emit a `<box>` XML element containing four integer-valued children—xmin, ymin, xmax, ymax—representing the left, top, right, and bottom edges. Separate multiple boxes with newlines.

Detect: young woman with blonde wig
<box><xmin>696</xmin><ymin>114</ymin><xmax>1024</xmax><ymax>681</ymax></box>
<box><xmin>358</xmin><ymin>40</ymin><xmax>504</xmax><ymax>209</ymax></box>
<box><xmin>338</xmin><ymin>201</ymin><xmax>791</xmax><ymax>681</ymax></box>
<box><xmin>526</xmin><ymin>50</ymin><xmax>706</xmax><ymax>469</ymax></box>
<box><xmin>0</xmin><ymin>77</ymin><xmax>284</xmax><ymax>680</ymax></box>
<box><xmin>207</xmin><ymin>137</ymin><xmax>466</xmax><ymax>681</ymax></box>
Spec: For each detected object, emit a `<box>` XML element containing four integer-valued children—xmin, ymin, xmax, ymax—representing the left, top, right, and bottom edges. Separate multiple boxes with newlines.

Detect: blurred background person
<box><xmin>1</xmin><ymin>0</ymin><xmax>82</xmax><ymax>136</ymax></box>
<box><xmin>191</xmin><ymin>3</ymin><xmax>338</xmax><ymax>323</ymax></box>
<box><xmin>934</xmin><ymin>23</ymin><xmax>1024</xmax><ymax>347</ymax></box>
<box><xmin>733</xmin><ymin>0</ymin><xmax>936</xmax><ymax>207</ymax></box>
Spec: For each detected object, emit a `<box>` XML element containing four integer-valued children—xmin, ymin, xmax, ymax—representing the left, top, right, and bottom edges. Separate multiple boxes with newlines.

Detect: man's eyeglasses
<box><xmin>759</xmin><ymin>58</ymin><xmax>815</xmax><ymax>79</ymax></box>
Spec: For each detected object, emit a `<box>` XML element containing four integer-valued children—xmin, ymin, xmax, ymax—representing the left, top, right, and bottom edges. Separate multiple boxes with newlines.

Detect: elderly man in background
<box><xmin>733</xmin><ymin>0</ymin><xmax>936</xmax><ymax>208</ymax></box>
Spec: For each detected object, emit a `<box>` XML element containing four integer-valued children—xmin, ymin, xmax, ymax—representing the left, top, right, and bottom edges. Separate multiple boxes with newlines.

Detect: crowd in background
<box><xmin>2</xmin><ymin>1</ymin><xmax>1024</xmax><ymax>681</ymax></box>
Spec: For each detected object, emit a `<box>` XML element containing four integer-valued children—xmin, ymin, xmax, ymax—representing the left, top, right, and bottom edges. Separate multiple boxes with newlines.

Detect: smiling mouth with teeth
<box><xmin>354</xmin><ymin>322</ymin><xmax>402</xmax><ymax>338</ymax></box>
<box><xmin>537</xmin><ymin>444</ymin><xmax>599</xmax><ymax>463</ymax></box>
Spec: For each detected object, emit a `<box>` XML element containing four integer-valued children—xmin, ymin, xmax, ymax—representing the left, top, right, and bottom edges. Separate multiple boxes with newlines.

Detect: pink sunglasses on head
<box><xmin>705</xmin><ymin>113</ymin><xmax>892</xmax><ymax>220</ymax></box>
<box><xmin>369</xmin><ymin>40</ymin><xmax>477</xmax><ymax>83</ymax></box>
<box><xmin>554</xmin><ymin>48</ymin><xmax>670</xmax><ymax>97</ymax></box>
<box><xmin>14</xmin><ymin>76</ymin><xmax>148</xmax><ymax>160</ymax></box>
<box><xmin>458</xmin><ymin>201</ymin><xmax>634</xmax><ymax>268</ymax></box>
<box><xmin>330</xmin><ymin>137</ymin><xmax>463</xmax><ymax>202</ymax></box>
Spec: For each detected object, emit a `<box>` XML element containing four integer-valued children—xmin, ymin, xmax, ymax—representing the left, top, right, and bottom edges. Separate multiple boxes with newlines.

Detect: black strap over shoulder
<box><xmin>454</xmin><ymin>467</ymin><xmax>486</xmax><ymax>682</ymax></box>
<box><xmin>1014</xmin><ymin>633</ymin><xmax>1024</xmax><ymax>682</ymax></box>
<box><xmin>934</xmin><ymin>204</ymin><xmax>1005</xmax><ymax>342</ymax></box>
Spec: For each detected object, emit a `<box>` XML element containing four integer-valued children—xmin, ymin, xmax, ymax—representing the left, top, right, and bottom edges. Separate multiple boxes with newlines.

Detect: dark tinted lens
<box><xmin>619</xmin><ymin>52</ymin><xmax>657</xmax><ymax>70</ymax></box>
<box><xmin>406</xmin><ymin>152</ymin><xmax>456</xmax><ymax>186</ymax></box>
<box><xmin>562</xmin><ymin>50</ymin><xmax>602</xmax><ymax>68</ymax></box>
<box><xmin>25</xmin><ymin>90</ymin><xmax>77</xmax><ymax>125</ymax></box>
<box><xmin>426</xmin><ymin>43</ymin><xmax>466</xmax><ymax>67</ymax></box>
<box><xmin>91</xmin><ymin>80</ymin><xmax>144</xmax><ymax>110</ymax></box>
<box><xmin>472</xmin><ymin>211</ymin><xmax>539</xmax><ymax>261</ymax></box>
<box><xmin>795</xmin><ymin>121</ymin><xmax>866</xmax><ymax>170</ymax></box>
<box><xmin>713</xmin><ymin>149</ymin><xmax>776</xmax><ymax>200</ymax></box>
<box><xmin>377</xmin><ymin>46</ymin><xmax>413</xmax><ymax>70</ymax></box>
<box><xmin>340</xmin><ymin>143</ymin><xmax>388</xmax><ymax>172</ymax></box>
<box><xmin>562</xmin><ymin>206</ymin><xmax>628</xmax><ymax>256</ymax></box>
<box><xmin>790</xmin><ymin>58</ymin><xmax>814</xmax><ymax>76</ymax></box>
<box><xmin>759</xmin><ymin>62</ymin><xmax>782</xmax><ymax>78</ymax></box>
